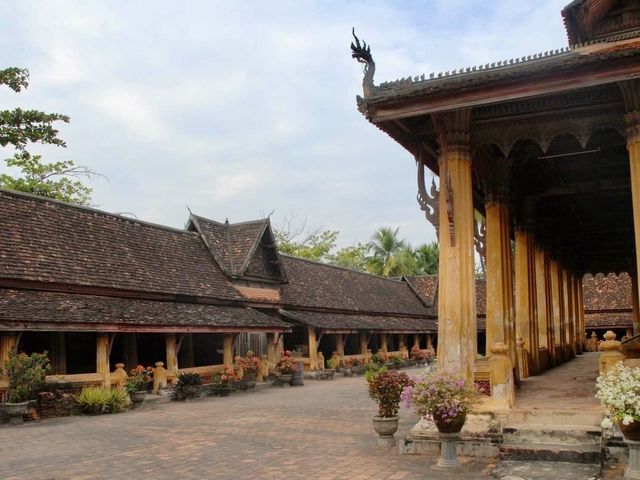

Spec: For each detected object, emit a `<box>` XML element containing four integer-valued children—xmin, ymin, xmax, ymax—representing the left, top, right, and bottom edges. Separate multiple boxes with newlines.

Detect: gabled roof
<box><xmin>187</xmin><ymin>214</ymin><xmax>286</xmax><ymax>283</ymax></box>
<box><xmin>280</xmin><ymin>255</ymin><xmax>435</xmax><ymax>317</ymax></box>
<box><xmin>0</xmin><ymin>189</ymin><xmax>240</xmax><ymax>300</ymax></box>
<box><xmin>583</xmin><ymin>273</ymin><xmax>632</xmax><ymax>311</ymax></box>
<box><xmin>279</xmin><ymin>309</ymin><xmax>436</xmax><ymax>333</ymax></box>
<box><xmin>403</xmin><ymin>275</ymin><xmax>487</xmax><ymax>317</ymax></box>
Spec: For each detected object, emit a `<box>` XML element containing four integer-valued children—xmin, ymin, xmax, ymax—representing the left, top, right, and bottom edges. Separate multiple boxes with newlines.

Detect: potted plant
<box><xmin>125</xmin><ymin>365</ymin><xmax>153</xmax><ymax>404</ymax></box>
<box><xmin>273</xmin><ymin>350</ymin><xmax>297</xmax><ymax>386</ymax></box>
<box><xmin>171</xmin><ymin>371</ymin><xmax>202</xmax><ymax>401</ymax></box>
<box><xmin>238</xmin><ymin>352</ymin><xmax>259</xmax><ymax>390</ymax></box>
<box><xmin>402</xmin><ymin>368</ymin><xmax>478</xmax><ymax>433</ymax></box>
<box><xmin>1</xmin><ymin>351</ymin><xmax>50</xmax><ymax>424</ymax></box>
<box><xmin>598</xmin><ymin>362</ymin><xmax>640</xmax><ymax>478</ymax></box>
<box><xmin>209</xmin><ymin>365</ymin><xmax>238</xmax><ymax>396</ymax></box>
<box><xmin>350</xmin><ymin>358</ymin><xmax>365</xmax><ymax>375</ymax></box>
<box><xmin>366</xmin><ymin>369</ymin><xmax>414</xmax><ymax>446</ymax></box>
<box><xmin>75</xmin><ymin>386</ymin><xmax>129</xmax><ymax>414</ymax></box>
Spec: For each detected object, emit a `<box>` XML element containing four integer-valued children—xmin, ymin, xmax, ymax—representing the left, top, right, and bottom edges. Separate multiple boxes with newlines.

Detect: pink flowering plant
<box><xmin>367</xmin><ymin>370</ymin><xmax>415</xmax><ymax>418</ymax></box>
<box><xmin>402</xmin><ymin>368</ymin><xmax>479</xmax><ymax>424</ymax></box>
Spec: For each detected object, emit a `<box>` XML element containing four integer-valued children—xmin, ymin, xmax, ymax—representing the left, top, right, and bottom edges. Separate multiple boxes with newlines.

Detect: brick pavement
<box><xmin>0</xmin><ymin>371</ymin><xmax>495</xmax><ymax>480</ymax></box>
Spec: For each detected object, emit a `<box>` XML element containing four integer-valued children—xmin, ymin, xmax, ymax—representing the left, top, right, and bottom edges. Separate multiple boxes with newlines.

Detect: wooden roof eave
<box><xmin>363</xmin><ymin>53</ymin><xmax>640</xmax><ymax>123</ymax></box>
<box><xmin>0</xmin><ymin>322</ymin><xmax>291</xmax><ymax>334</ymax></box>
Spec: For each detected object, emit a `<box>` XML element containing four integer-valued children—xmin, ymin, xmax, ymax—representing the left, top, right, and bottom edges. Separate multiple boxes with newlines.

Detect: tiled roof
<box><xmin>0</xmin><ymin>190</ymin><xmax>241</xmax><ymax>300</ymax></box>
<box><xmin>188</xmin><ymin>214</ymin><xmax>285</xmax><ymax>281</ymax></box>
<box><xmin>0</xmin><ymin>288</ymin><xmax>289</xmax><ymax>330</ymax></box>
<box><xmin>279</xmin><ymin>310</ymin><xmax>436</xmax><ymax>332</ymax></box>
<box><xmin>585</xmin><ymin>311</ymin><xmax>632</xmax><ymax>329</ymax></box>
<box><xmin>583</xmin><ymin>273</ymin><xmax>632</xmax><ymax>311</ymax></box>
<box><xmin>404</xmin><ymin>275</ymin><xmax>487</xmax><ymax>316</ymax></box>
<box><xmin>280</xmin><ymin>256</ymin><xmax>435</xmax><ymax>317</ymax></box>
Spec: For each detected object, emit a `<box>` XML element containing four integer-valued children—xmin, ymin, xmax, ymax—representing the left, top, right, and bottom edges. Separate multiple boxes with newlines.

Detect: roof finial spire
<box><xmin>350</xmin><ymin>27</ymin><xmax>376</xmax><ymax>97</ymax></box>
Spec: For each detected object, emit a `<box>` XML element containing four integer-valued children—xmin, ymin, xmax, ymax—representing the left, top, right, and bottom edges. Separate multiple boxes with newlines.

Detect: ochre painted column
<box><xmin>379</xmin><ymin>333</ymin><xmax>388</xmax><ymax>353</ymax></box>
<box><xmin>549</xmin><ymin>260</ymin><xmax>562</xmax><ymax>363</ymax></box>
<box><xmin>565</xmin><ymin>270</ymin><xmax>576</xmax><ymax>359</ymax></box>
<box><xmin>412</xmin><ymin>334</ymin><xmax>421</xmax><ymax>350</ymax></box>
<box><xmin>515</xmin><ymin>229</ymin><xmax>539</xmax><ymax>377</ymax></box>
<box><xmin>534</xmin><ymin>247</ymin><xmax>550</xmax><ymax>371</ymax></box>
<box><xmin>572</xmin><ymin>275</ymin><xmax>582</xmax><ymax>354</ymax></box>
<box><xmin>0</xmin><ymin>334</ymin><xmax>18</xmax><ymax>382</ymax></box>
<box><xmin>222</xmin><ymin>333</ymin><xmax>234</xmax><ymax>367</ymax></box>
<box><xmin>166</xmin><ymin>333</ymin><xmax>179</xmax><ymax>373</ymax></box>
<box><xmin>359</xmin><ymin>332</ymin><xmax>369</xmax><ymax>356</ymax></box>
<box><xmin>308</xmin><ymin>327</ymin><xmax>318</xmax><ymax>371</ymax></box>
<box><xmin>96</xmin><ymin>333</ymin><xmax>111</xmax><ymax>387</ymax></box>
<box><xmin>433</xmin><ymin>109</ymin><xmax>476</xmax><ymax>381</ymax></box>
<box><xmin>398</xmin><ymin>334</ymin><xmax>407</xmax><ymax>351</ymax></box>
<box><xmin>578</xmin><ymin>279</ymin><xmax>587</xmax><ymax>352</ymax></box>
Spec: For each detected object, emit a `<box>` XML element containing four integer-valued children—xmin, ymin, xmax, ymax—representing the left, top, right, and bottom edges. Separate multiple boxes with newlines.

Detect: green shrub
<box><xmin>176</xmin><ymin>371</ymin><xmax>202</xmax><ymax>387</ymax></box>
<box><xmin>171</xmin><ymin>371</ymin><xmax>202</xmax><ymax>401</ymax></box>
<box><xmin>4</xmin><ymin>351</ymin><xmax>50</xmax><ymax>403</ymax></box>
<box><xmin>75</xmin><ymin>386</ymin><xmax>129</xmax><ymax>414</ymax></box>
<box><xmin>364</xmin><ymin>364</ymin><xmax>387</xmax><ymax>384</ymax></box>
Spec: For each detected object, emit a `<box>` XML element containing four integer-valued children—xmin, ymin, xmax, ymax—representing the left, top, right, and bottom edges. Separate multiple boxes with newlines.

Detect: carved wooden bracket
<box><xmin>416</xmin><ymin>152</ymin><xmax>440</xmax><ymax>238</ymax></box>
<box><xmin>474</xmin><ymin>220</ymin><xmax>486</xmax><ymax>260</ymax></box>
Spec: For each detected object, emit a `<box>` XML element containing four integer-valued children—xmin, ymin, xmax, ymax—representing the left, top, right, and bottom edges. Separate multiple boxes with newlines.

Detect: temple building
<box><xmin>0</xmin><ymin>189</ymin><xmax>436</xmax><ymax>393</ymax></box>
<box><xmin>352</xmin><ymin>0</ymin><xmax>640</xmax><ymax>407</ymax></box>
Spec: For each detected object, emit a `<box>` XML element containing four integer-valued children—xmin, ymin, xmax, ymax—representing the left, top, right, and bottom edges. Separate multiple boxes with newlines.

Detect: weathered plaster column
<box><xmin>308</xmin><ymin>327</ymin><xmax>318</xmax><ymax>371</ymax></box>
<box><xmin>96</xmin><ymin>333</ymin><xmax>111</xmax><ymax>387</ymax></box>
<box><xmin>572</xmin><ymin>275</ymin><xmax>583</xmax><ymax>354</ymax></box>
<box><xmin>123</xmin><ymin>333</ymin><xmax>138</xmax><ymax>369</ymax></box>
<box><xmin>578</xmin><ymin>278</ymin><xmax>587</xmax><ymax>352</ymax></box>
<box><xmin>565</xmin><ymin>270</ymin><xmax>576</xmax><ymax>359</ymax></box>
<box><xmin>480</xmin><ymin>154</ymin><xmax>517</xmax><ymax>390</ymax></box>
<box><xmin>620</xmin><ymin>81</ymin><xmax>640</xmax><ymax>336</ymax></box>
<box><xmin>222</xmin><ymin>333</ymin><xmax>235</xmax><ymax>367</ymax></box>
<box><xmin>50</xmin><ymin>332</ymin><xmax>67</xmax><ymax>375</ymax></box>
<box><xmin>515</xmin><ymin>228</ymin><xmax>539</xmax><ymax>377</ymax></box>
<box><xmin>166</xmin><ymin>333</ymin><xmax>179</xmax><ymax>373</ymax></box>
<box><xmin>433</xmin><ymin>109</ymin><xmax>476</xmax><ymax>381</ymax></box>
<box><xmin>534</xmin><ymin>247</ymin><xmax>550</xmax><ymax>371</ymax></box>
<box><xmin>378</xmin><ymin>333</ymin><xmax>388</xmax><ymax>353</ymax></box>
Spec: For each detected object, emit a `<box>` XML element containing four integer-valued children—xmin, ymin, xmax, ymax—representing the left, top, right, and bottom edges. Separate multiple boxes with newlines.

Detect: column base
<box><xmin>625</xmin><ymin>439</ymin><xmax>640</xmax><ymax>480</ymax></box>
<box><xmin>436</xmin><ymin>432</ymin><xmax>461</xmax><ymax>468</ymax></box>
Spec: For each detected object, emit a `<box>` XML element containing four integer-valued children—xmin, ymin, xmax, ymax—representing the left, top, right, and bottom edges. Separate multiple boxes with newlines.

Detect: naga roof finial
<box><xmin>350</xmin><ymin>28</ymin><xmax>376</xmax><ymax>97</ymax></box>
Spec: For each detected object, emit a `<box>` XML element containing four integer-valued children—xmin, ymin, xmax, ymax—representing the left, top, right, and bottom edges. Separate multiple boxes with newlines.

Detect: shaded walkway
<box><xmin>514</xmin><ymin>352</ymin><xmax>602</xmax><ymax>418</ymax></box>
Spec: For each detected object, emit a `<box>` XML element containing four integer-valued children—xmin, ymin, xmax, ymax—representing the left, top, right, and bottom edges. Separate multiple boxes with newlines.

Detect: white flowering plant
<box><xmin>596</xmin><ymin>362</ymin><xmax>640</xmax><ymax>428</ymax></box>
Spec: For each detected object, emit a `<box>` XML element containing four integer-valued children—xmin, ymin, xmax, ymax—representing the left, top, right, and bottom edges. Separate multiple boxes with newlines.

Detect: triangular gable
<box><xmin>562</xmin><ymin>0</ymin><xmax>639</xmax><ymax>45</ymax></box>
<box><xmin>187</xmin><ymin>214</ymin><xmax>286</xmax><ymax>283</ymax></box>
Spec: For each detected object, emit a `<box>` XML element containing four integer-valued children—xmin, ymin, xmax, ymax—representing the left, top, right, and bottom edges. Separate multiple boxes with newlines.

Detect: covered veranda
<box><xmin>352</xmin><ymin>10</ymin><xmax>640</xmax><ymax>409</ymax></box>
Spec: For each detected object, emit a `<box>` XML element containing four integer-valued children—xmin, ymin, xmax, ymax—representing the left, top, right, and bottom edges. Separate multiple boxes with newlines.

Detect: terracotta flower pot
<box><xmin>433</xmin><ymin>412</ymin><xmax>466</xmax><ymax>434</ymax></box>
<box><xmin>620</xmin><ymin>420</ymin><xmax>640</xmax><ymax>441</ymax></box>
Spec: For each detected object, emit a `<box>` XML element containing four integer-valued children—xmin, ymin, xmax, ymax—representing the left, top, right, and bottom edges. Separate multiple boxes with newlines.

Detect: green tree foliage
<box><xmin>413</xmin><ymin>241</ymin><xmax>439</xmax><ymax>275</ymax></box>
<box><xmin>328</xmin><ymin>243</ymin><xmax>368</xmax><ymax>271</ymax></box>
<box><xmin>366</xmin><ymin>227</ymin><xmax>417</xmax><ymax>277</ymax></box>
<box><xmin>1</xmin><ymin>152</ymin><xmax>93</xmax><ymax>205</ymax></box>
<box><xmin>274</xmin><ymin>227</ymin><xmax>338</xmax><ymax>262</ymax></box>
<box><xmin>0</xmin><ymin>67</ymin><xmax>96</xmax><ymax>205</ymax></box>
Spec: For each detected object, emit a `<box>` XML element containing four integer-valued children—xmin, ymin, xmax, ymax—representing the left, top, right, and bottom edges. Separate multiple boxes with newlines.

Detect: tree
<box><xmin>273</xmin><ymin>215</ymin><xmax>338</xmax><ymax>262</ymax></box>
<box><xmin>328</xmin><ymin>243</ymin><xmax>368</xmax><ymax>271</ymax></box>
<box><xmin>366</xmin><ymin>227</ymin><xmax>417</xmax><ymax>277</ymax></box>
<box><xmin>0</xmin><ymin>67</ymin><xmax>96</xmax><ymax>205</ymax></box>
<box><xmin>414</xmin><ymin>242</ymin><xmax>439</xmax><ymax>275</ymax></box>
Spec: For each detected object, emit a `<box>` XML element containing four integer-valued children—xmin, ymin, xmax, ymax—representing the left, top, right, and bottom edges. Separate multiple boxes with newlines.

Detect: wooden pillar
<box><xmin>359</xmin><ymin>332</ymin><xmax>368</xmax><ymax>356</ymax></box>
<box><xmin>633</xmin><ymin>275</ymin><xmax>640</xmax><ymax>336</ymax></box>
<box><xmin>335</xmin><ymin>333</ymin><xmax>345</xmax><ymax>361</ymax></box>
<box><xmin>433</xmin><ymin>109</ymin><xmax>476</xmax><ymax>381</ymax></box>
<box><xmin>515</xmin><ymin>229</ymin><xmax>539</xmax><ymax>377</ymax></box>
<box><xmin>96</xmin><ymin>333</ymin><xmax>111</xmax><ymax>387</ymax></box>
<box><xmin>222</xmin><ymin>333</ymin><xmax>234</xmax><ymax>367</ymax></box>
<box><xmin>621</xmin><ymin>81</ymin><xmax>640</xmax><ymax>335</ymax></box>
<box><xmin>565</xmin><ymin>270</ymin><xmax>576</xmax><ymax>358</ymax></box>
<box><xmin>549</xmin><ymin>259</ymin><xmax>562</xmax><ymax>363</ymax></box>
<box><xmin>379</xmin><ymin>333</ymin><xmax>388</xmax><ymax>353</ymax></box>
<box><xmin>398</xmin><ymin>334</ymin><xmax>406</xmax><ymax>351</ymax></box>
<box><xmin>50</xmin><ymin>332</ymin><xmax>67</xmax><ymax>375</ymax></box>
<box><xmin>0</xmin><ymin>333</ymin><xmax>17</xmax><ymax>380</ymax></box>
<box><xmin>266</xmin><ymin>332</ymin><xmax>278</xmax><ymax>367</ymax></box>
<box><xmin>123</xmin><ymin>333</ymin><xmax>138</xmax><ymax>369</ymax></box>
<box><xmin>572</xmin><ymin>275</ymin><xmax>582</xmax><ymax>354</ymax></box>
<box><xmin>308</xmin><ymin>327</ymin><xmax>318</xmax><ymax>371</ymax></box>
<box><xmin>412</xmin><ymin>334</ymin><xmax>421</xmax><ymax>350</ymax></box>
<box><xmin>166</xmin><ymin>333</ymin><xmax>179</xmax><ymax>374</ymax></box>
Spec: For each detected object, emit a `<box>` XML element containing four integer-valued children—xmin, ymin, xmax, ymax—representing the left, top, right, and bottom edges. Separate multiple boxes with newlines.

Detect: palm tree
<box><xmin>414</xmin><ymin>242</ymin><xmax>439</xmax><ymax>275</ymax></box>
<box><xmin>366</xmin><ymin>227</ymin><xmax>416</xmax><ymax>277</ymax></box>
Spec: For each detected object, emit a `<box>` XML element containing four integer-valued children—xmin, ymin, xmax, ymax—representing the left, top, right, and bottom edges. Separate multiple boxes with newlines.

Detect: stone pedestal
<box><xmin>437</xmin><ymin>432</ymin><xmax>461</xmax><ymax>468</ymax></box>
<box><xmin>625</xmin><ymin>439</ymin><xmax>640</xmax><ymax>480</ymax></box>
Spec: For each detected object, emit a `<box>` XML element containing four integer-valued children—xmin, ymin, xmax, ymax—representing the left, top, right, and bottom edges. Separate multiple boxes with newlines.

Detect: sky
<box><xmin>0</xmin><ymin>0</ymin><xmax>570</xmax><ymax>249</ymax></box>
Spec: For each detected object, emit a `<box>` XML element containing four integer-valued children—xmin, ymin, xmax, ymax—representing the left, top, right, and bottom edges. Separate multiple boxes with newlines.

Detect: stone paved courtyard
<box><xmin>0</xmin><ymin>370</ymin><xmax>496</xmax><ymax>480</ymax></box>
